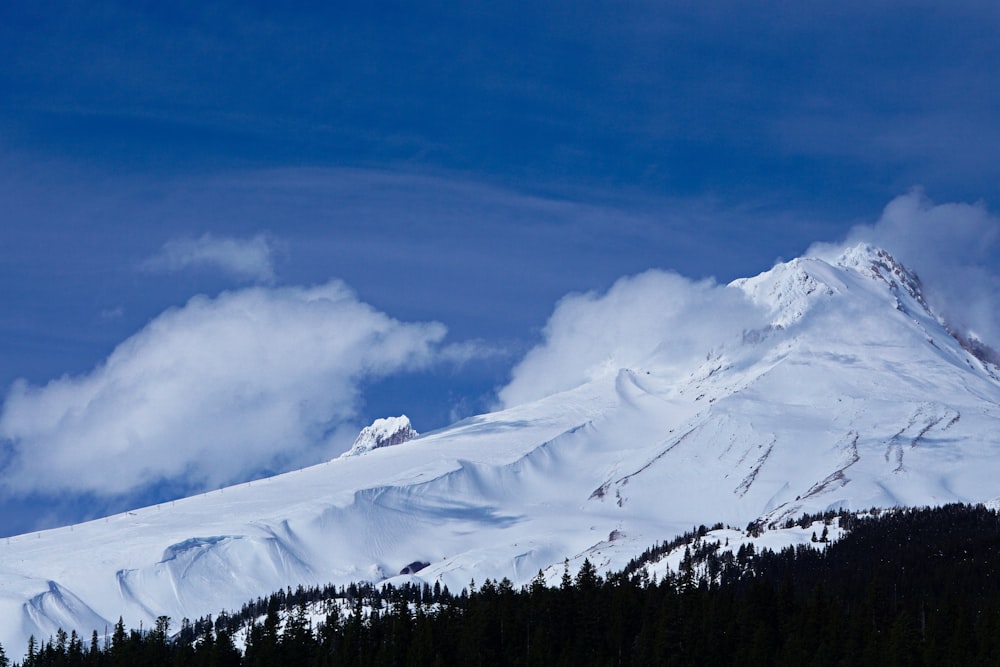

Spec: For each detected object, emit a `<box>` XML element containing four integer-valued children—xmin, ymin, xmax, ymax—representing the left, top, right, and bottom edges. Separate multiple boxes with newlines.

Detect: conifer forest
<box><xmin>8</xmin><ymin>504</ymin><xmax>1000</xmax><ymax>666</ymax></box>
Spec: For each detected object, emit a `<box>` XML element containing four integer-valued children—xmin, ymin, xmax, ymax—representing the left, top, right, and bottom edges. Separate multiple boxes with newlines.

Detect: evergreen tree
<box><xmin>25</xmin><ymin>635</ymin><xmax>37</xmax><ymax>667</ymax></box>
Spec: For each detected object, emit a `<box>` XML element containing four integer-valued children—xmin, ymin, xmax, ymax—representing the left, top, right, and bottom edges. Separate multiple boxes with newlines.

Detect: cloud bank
<box><xmin>141</xmin><ymin>233</ymin><xmax>276</xmax><ymax>283</ymax></box>
<box><xmin>808</xmin><ymin>189</ymin><xmax>1000</xmax><ymax>349</ymax></box>
<box><xmin>498</xmin><ymin>270</ymin><xmax>766</xmax><ymax>408</ymax></box>
<box><xmin>0</xmin><ymin>282</ymin><xmax>445</xmax><ymax>497</ymax></box>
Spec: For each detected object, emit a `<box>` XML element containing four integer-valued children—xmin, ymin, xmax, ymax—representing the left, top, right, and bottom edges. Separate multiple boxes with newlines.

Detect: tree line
<box><xmin>7</xmin><ymin>503</ymin><xmax>1000</xmax><ymax>666</ymax></box>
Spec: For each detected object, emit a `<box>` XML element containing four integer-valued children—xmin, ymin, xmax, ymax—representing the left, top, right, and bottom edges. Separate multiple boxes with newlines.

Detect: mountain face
<box><xmin>2</xmin><ymin>244</ymin><xmax>1000</xmax><ymax>652</ymax></box>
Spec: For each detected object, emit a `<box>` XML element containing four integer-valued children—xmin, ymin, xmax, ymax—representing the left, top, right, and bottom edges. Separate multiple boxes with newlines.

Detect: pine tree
<box><xmin>575</xmin><ymin>558</ymin><xmax>600</xmax><ymax>592</ymax></box>
<box><xmin>25</xmin><ymin>635</ymin><xmax>37</xmax><ymax>667</ymax></box>
<box><xmin>87</xmin><ymin>630</ymin><xmax>100</xmax><ymax>667</ymax></box>
<box><xmin>109</xmin><ymin>617</ymin><xmax>129</xmax><ymax>667</ymax></box>
<box><xmin>68</xmin><ymin>630</ymin><xmax>84</xmax><ymax>667</ymax></box>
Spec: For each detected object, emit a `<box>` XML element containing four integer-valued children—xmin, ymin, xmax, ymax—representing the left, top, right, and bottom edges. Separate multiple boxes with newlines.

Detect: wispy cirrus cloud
<box><xmin>141</xmin><ymin>233</ymin><xmax>276</xmax><ymax>284</ymax></box>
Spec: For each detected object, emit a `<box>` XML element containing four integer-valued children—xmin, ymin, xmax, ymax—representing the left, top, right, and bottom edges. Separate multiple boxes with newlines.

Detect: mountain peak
<box><xmin>831</xmin><ymin>244</ymin><xmax>1000</xmax><ymax>369</ymax></box>
<box><xmin>731</xmin><ymin>244</ymin><xmax>929</xmax><ymax>329</ymax></box>
<box><xmin>730</xmin><ymin>256</ymin><xmax>843</xmax><ymax>328</ymax></box>
<box><xmin>8</xmin><ymin>244</ymin><xmax>1000</xmax><ymax>656</ymax></box>
<box><xmin>340</xmin><ymin>415</ymin><xmax>418</xmax><ymax>457</ymax></box>
<box><xmin>831</xmin><ymin>243</ymin><xmax>926</xmax><ymax>307</ymax></box>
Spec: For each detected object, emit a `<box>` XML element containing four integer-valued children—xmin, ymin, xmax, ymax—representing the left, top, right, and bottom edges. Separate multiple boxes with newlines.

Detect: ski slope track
<box><xmin>3</xmin><ymin>244</ymin><xmax>1000</xmax><ymax>651</ymax></box>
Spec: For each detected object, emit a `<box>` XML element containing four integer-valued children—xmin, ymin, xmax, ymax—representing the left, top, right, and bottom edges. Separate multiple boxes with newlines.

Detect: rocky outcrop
<box><xmin>340</xmin><ymin>415</ymin><xmax>418</xmax><ymax>457</ymax></box>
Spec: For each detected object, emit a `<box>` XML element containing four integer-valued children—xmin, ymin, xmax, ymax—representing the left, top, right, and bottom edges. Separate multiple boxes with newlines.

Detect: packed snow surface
<box><xmin>3</xmin><ymin>245</ymin><xmax>1000</xmax><ymax>652</ymax></box>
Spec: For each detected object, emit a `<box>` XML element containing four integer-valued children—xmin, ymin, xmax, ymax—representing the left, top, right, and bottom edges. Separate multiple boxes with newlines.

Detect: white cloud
<box><xmin>808</xmin><ymin>189</ymin><xmax>1000</xmax><ymax>349</ymax></box>
<box><xmin>0</xmin><ymin>282</ymin><xmax>445</xmax><ymax>497</ymax></box>
<box><xmin>141</xmin><ymin>233</ymin><xmax>276</xmax><ymax>283</ymax></box>
<box><xmin>498</xmin><ymin>270</ymin><xmax>766</xmax><ymax>408</ymax></box>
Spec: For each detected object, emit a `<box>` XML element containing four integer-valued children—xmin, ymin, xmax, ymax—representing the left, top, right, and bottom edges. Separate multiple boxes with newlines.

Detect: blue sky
<box><xmin>2</xmin><ymin>1</ymin><xmax>999</xmax><ymax>535</ymax></box>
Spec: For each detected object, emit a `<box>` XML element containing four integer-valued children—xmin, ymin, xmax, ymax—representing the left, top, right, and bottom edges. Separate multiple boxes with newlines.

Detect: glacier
<box><xmin>2</xmin><ymin>244</ymin><xmax>1000</xmax><ymax>652</ymax></box>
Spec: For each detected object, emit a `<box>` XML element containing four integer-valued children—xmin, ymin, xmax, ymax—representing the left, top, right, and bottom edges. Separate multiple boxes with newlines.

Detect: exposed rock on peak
<box><xmin>833</xmin><ymin>244</ymin><xmax>999</xmax><ymax>369</ymax></box>
<box><xmin>341</xmin><ymin>415</ymin><xmax>418</xmax><ymax>457</ymax></box>
<box><xmin>833</xmin><ymin>244</ymin><xmax>927</xmax><ymax>308</ymax></box>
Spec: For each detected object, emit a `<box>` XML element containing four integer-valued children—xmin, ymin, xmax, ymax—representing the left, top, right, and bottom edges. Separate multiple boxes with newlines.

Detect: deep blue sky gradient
<box><xmin>2</xmin><ymin>1</ymin><xmax>999</xmax><ymax>534</ymax></box>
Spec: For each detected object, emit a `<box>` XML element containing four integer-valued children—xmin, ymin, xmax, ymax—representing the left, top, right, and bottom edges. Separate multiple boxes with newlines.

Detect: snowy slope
<box><xmin>2</xmin><ymin>244</ymin><xmax>1000</xmax><ymax>653</ymax></box>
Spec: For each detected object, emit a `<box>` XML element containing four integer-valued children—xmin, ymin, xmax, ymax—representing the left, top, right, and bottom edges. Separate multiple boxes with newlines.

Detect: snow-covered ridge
<box><xmin>730</xmin><ymin>256</ymin><xmax>843</xmax><ymax>329</ymax></box>
<box><xmin>731</xmin><ymin>244</ymin><xmax>929</xmax><ymax>330</ymax></box>
<box><xmin>833</xmin><ymin>244</ymin><xmax>924</xmax><ymax>303</ymax></box>
<box><xmin>833</xmin><ymin>244</ymin><xmax>1000</xmax><ymax>369</ymax></box>
<box><xmin>340</xmin><ymin>415</ymin><xmax>418</xmax><ymax>457</ymax></box>
<box><xmin>3</xmin><ymin>245</ymin><xmax>1000</xmax><ymax>655</ymax></box>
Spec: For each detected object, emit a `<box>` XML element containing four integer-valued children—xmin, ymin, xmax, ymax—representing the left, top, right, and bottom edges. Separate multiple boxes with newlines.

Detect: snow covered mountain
<box><xmin>3</xmin><ymin>244</ymin><xmax>1000</xmax><ymax>652</ymax></box>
